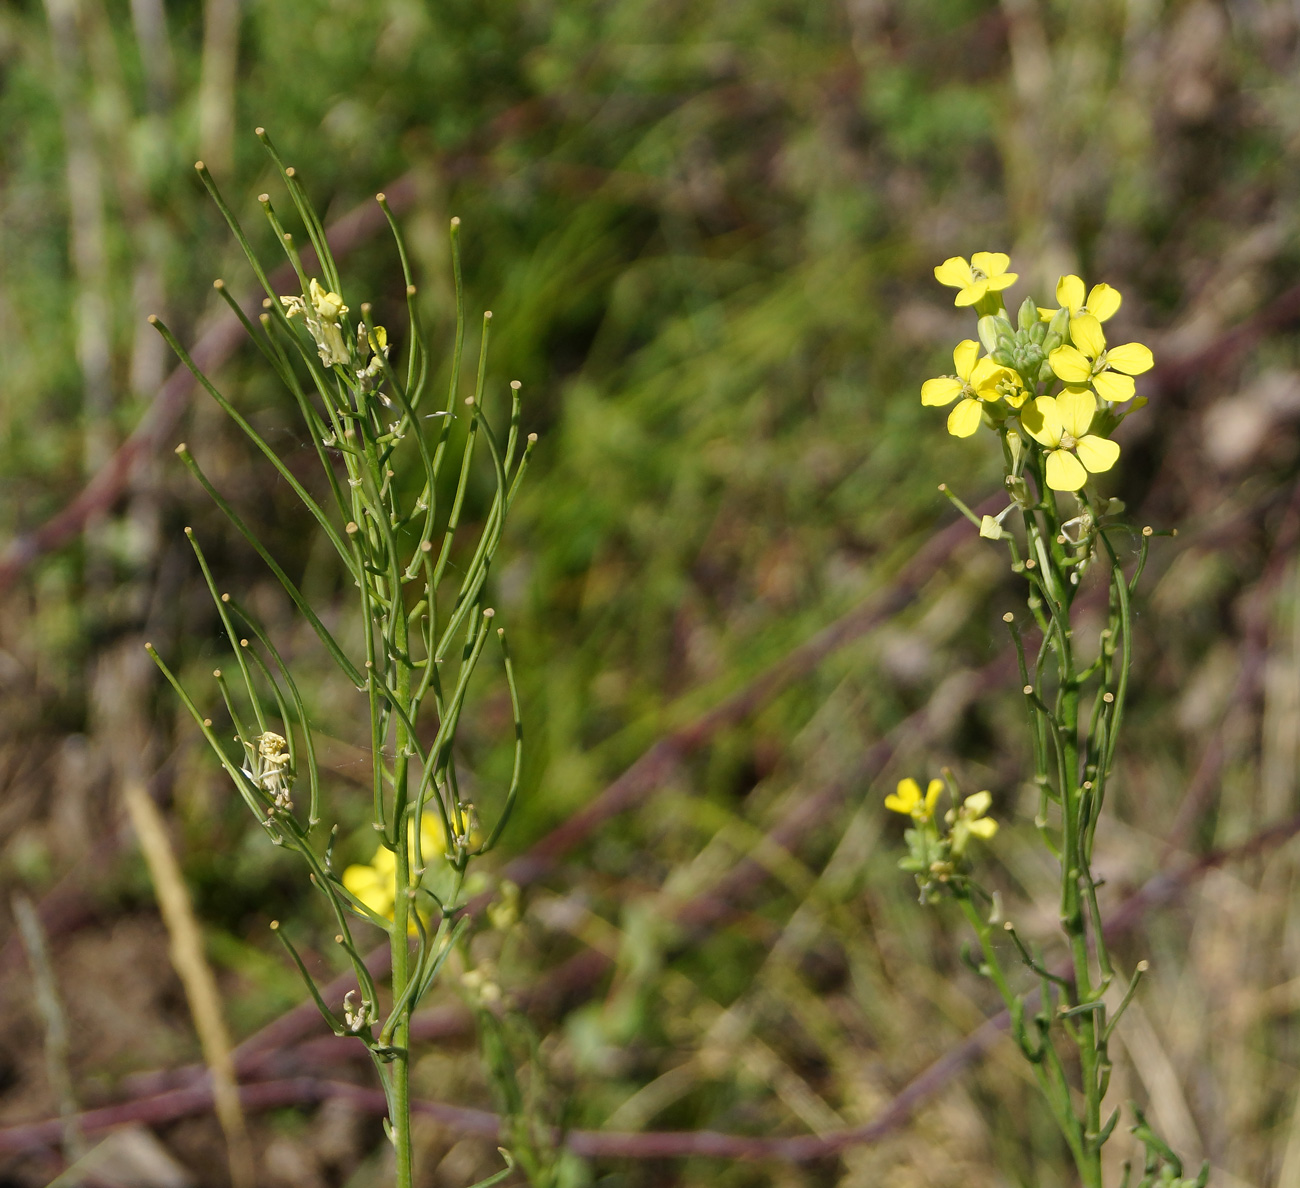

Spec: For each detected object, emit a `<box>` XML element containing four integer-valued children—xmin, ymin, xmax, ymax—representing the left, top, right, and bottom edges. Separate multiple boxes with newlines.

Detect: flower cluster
<box><xmin>282</xmin><ymin>277</ymin><xmax>390</xmax><ymax>384</ymax></box>
<box><xmin>923</xmin><ymin>258</ymin><xmax>1153</xmax><ymax>492</ymax></box>
<box><xmin>243</xmin><ymin>730</ymin><xmax>294</xmax><ymax>812</ymax></box>
<box><xmin>887</xmin><ymin>775</ymin><xmax>997</xmax><ymax>901</ymax></box>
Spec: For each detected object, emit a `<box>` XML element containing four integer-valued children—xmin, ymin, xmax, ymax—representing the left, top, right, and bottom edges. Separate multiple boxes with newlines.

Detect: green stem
<box><xmin>957</xmin><ymin>895</ymin><xmax>1087</xmax><ymax>1169</ymax></box>
<box><xmin>1043</xmin><ymin>498</ymin><xmax>1104</xmax><ymax>1188</ymax></box>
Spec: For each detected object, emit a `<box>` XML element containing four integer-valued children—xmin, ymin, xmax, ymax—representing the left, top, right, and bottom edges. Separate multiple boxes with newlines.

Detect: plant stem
<box><xmin>1043</xmin><ymin>503</ymin><xmax>1104</xmax><ymax>1188</ymax></box>
<box><xmin>390</xmin><ymin>550</ymin><xmax>415</xmax><ymax>1187</ymax></box>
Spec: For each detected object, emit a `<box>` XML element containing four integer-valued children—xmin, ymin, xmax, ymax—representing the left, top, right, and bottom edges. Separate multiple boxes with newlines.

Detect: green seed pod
<box><xmin>977</xmin><ymin>315</ymin><xmax>1001</xmax><ymax>354</ymax></box>
<box><xmin>1017</xmin><ymin>295</ymin><xmax>1038</xmax><ymax>331</ymax></box>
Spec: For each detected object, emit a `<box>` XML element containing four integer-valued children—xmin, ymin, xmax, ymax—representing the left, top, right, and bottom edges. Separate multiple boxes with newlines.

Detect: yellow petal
<box><xmin>342</xmin><ymin>864</ymin><xmax>395</xmax><ymax>916</ymax></box>
<box><xmin>947</xmin><ymin>398</ymin><xmax>984</xmax><ymax>437</ymax></box>
<box><xmin>885</xmin><ymin>778</ymin><xmax>921</xmax><ymax>815</ymax></box>
<box><xmin>953</xmin><ymin>279</ymin><xmax>988</xmax><ymax>307</ymax></box>
<box><xmin>1057</xmin><ymin>388</ymin><xmax>1097</xmax><ymax>439</ymax></box>
<box><xmin>1056</xmin><ymin>274</ymin><xmax>1085</xmax><ymax>313</ymax></box>
<box><xmin>964</xmin><ymin>790</ymin><xmax>992</xmax><ymax>816</ymax></box>
<box><xmin>953</xmin><ymin>339</ymin><xmax>980</xmax><ymax>381</ymax></box>
<box><xmin>1092</xmin><ymin>370</ymin><xmax>1136</xmax><ymax>404</ymax></box>
<box><xmin>1045</xmin><ymin>448</ymin><xmax>1088</xmax><ymax>491</ymax></box>
<box><xmin>934</xmin><ymin>257</ymin><xmax>973</xmax><ymax>289</ymax></box>
<box><xmin>1086</xmin><ymin>283</ymin><xmax>1121</xmax><ymax>321</ymax></box>
<box><xmin>984</xmin><ymin>271</ymin><xmax>1018</xmax><ymax>292</ymax></box>
<box><xmin>342</xmin><ymin>863</ymin><xmax>378</xmax><ymax>896</ymax></box>
<box><xmin>1069</xmin><ymin>313</ymin><xmax>1107</xmax><ymax>360</ymax></box>
<box><xmin>1104</xmin><ymin>342</ymin><xmax>1153</xmax><ymax>375</ymax></box>
<box><xmin>419</xmin><ymin>813</ymin><xmax>447</xmax><ymax>855</ymax></box>
<box><xmin>968</xmin><ymin>356</ymin><xmax>1007</xmax><ymax>392</ymax></box>
<box><xmin>1037</xmin><ymin>305</ymin><xmax>1060</xmax><ymax>322</ymax></box>
<box><xmin>1020</xmin><ymin>395</ymin><xmax>1063</xmax><ymax>448</ymax></box>
<box><xmin>968</xmin><ymin>817</ymin><xmax>998</xmax><ymax>839</ymax></box>
<box><xmin>1048</xmin><ymin>344</ymin><xmax>1093</xmax><ymax>384</ymax></box>
<box><xmin>924</xmin><ymin>779</ymin><xmax>944</xmax><ymax>814</ymax></box>
<box><xmin>971</xmin><ymin>251</ymin><xmax>1011</xmax><ymax>278</ymax></box>
<box><xmin>1075</xmin><ymin>434</ymin><xmax>1120</xmax><ymax>474</ymax></box>
<box><xmin>921</xmin><ymin>377</ymin><xmax>964</xmax><ymax>406</ymax></box>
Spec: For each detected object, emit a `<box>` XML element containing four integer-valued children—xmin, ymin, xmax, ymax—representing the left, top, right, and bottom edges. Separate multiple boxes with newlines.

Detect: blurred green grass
<box><xmin>3</xmin><ymin>0</ymin><xmax>1300</xmax><ymax>1185</ymax></box>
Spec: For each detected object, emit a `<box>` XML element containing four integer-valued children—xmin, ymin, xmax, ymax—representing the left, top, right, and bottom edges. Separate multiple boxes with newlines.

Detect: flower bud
<box><xmin>1038</xmin><ymin>359</ymin><xmax>1056</xmax><ymax>384</ymax></box>
<box><xmin>1048</xmin><ymin>305</ymin><xmax>1070</xmax><ymax>340</ymax></box>
<box><xmin>991</xmin><ymin>348</ymin><xmax>1014</xmax><ymax>367</ymax></box>
<box><xmin>1029</xmin><ymin>320</ymin><xmax>1047</xmax><ymax>344</ymax></box>
<box><xmin>1017</xmin><ymin>296</ymin><xmax>1038</xmax><ymax>332</ymax></box>
<box><xmin>978</xmin><ymin>315</ymin><xmax>1001</xmax><ymax>354</ymax></box>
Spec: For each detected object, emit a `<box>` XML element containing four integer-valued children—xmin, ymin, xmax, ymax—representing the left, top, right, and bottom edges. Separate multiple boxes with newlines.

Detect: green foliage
<box><xmin>6</xmin><ymin>0</ymin><xmax>1300</xmax><ymax>1185</ymax></box>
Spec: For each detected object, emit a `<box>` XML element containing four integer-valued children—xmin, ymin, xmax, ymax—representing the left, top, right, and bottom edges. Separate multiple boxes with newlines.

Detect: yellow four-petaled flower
<box><xmin>1037</xmin><ymin>274</ymin><xmax>1122</xmax><ymax>324</ymax></box>
<box><xmin>1020</xmin><ymin>389</ymin><xmax>1120</xmax><ymax>492</ymax></box>
<box><xmin>342</xmin><ymin>815</ymin><xmax>446</xmax><ymax>927</ymax></box>
<box><xmin>948</xmin><ymin>791</ymin><xmax>999</xmax><ymax>857</ymax></box>
<box><xmin>885</xmin><ymin>777</ymin><xmax>943</xmax><ymax>821</ymax></box>
<box><xmin>1048</xmin><ymin>314</ymin><xmax>1153</xmax><ymax>405</ymax></box>
<box><xmin>934</xmin><ymin>252</ymin><xmax>1018</xmax><ymax>308</ymax></box>
<box><xmin>921</xmin><ymin>340</ymin><xmax>1020</xmax><ymax>438</ymax></box>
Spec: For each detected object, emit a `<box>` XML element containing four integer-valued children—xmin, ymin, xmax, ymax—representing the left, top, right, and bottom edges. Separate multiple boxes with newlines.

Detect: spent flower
<box><xmin>281</xmin><ymin>277</ymin><xmax>351</xmax><ymax>366</ymax></box>
<box><xmin>244</xmin><ymin>730</ymin><xmax>294</xmax><ymax>810</ymax></box>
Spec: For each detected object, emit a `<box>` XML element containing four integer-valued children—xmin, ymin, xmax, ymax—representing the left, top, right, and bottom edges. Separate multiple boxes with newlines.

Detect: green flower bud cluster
<box><xmin>979</xmin><ymin>299</ymin><xmax>1070</xmax><ymax>389</ymax></box>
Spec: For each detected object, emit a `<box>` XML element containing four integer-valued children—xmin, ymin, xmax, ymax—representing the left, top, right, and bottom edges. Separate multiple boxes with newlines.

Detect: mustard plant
<box><xmin>894</xmin><ymin>254</ymin><xmax>1207</xmax><ymax>1188</ymax></box>
<box><xmin>146</xmin><ymin>131</ymin><xmax>531</xmax><ymax>1188</ymax></box>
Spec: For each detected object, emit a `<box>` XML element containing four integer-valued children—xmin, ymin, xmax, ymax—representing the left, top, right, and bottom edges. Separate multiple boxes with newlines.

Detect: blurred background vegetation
<box><xmin>2</xmin><ymin>0</ymin><xmax>1300</xmax><ymax>1184</ymax></box>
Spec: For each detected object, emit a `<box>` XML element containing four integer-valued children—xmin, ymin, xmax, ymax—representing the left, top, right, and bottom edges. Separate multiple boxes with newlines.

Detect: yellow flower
<box><xmin>308</xmin><ymin>278</ymin><xmax>347</xmax><ymax>323</ymax></box>
<box><xmin>281</xmin><ymin>278</ymin><xmax>350</xmax><ymax>366</ymax></box>
<box><xmin>948</xmin><ymin>791</ymin><xmax>998</xmax><ymax>857</ymax></box>
<box><xmin>959</xmin><ymin>791</ymin><xmax>998</xmax><ymax>838</ymax></box>
<box><xmin>921</xmin><ymin>340</ymin><xmax>1018</xmax><ymax>437</ymax></box>
<box><xmin>1047</xmin><ymin>313</ymin><xmax>1153</xmax><ymax>404</ymax></box>
<box><xmin>1020</xmin><ymin>390</ymin><xmax>1120</xmax><ymax>492</ymax></box>
<box><xmin>342</xmin><ymin>846</ymin><xmax>399</xmax><ymax>918</ymax></box>
<box><xmin>885</xmin><ymin>777</ymin><xmax>944</xmax><ymax>822</ymax></box>
<box><xmin>933</xmin><ymin>252</ymin><xmax>1018</xmax><ymax>307</ymax></box>
<box><xmin>1037</xmin><ymin>274</ymin><xmax>1122</xmax><ymax>323</ymax></box>
<box><xmin>341</xmin><ymin>814</ymin><xmax>447</xmax><ymax>925</ymax></box>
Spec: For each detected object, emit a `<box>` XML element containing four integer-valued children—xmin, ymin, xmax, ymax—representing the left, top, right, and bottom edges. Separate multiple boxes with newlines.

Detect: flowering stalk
<box><xmin>145</xmin><ymin>132</ymin><xmax>530</xmax><ymax>1188</ymax></box>
<box><xmin>895</xmin><ymin>257</ymin><xmax>1206</xmax><ymax>1187</ymax></box>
